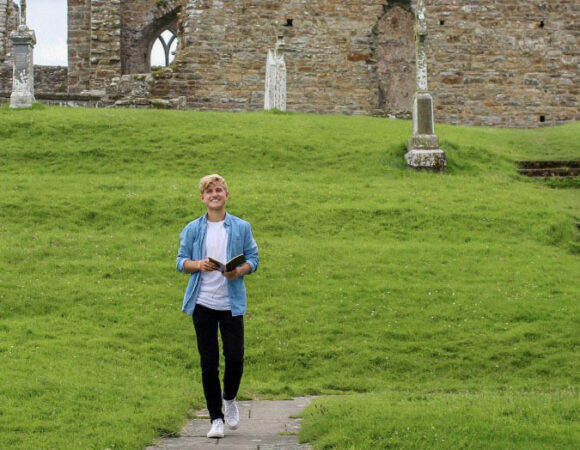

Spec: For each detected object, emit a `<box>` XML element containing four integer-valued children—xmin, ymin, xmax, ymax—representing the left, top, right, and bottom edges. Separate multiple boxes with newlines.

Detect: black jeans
<box><xmin>192</xmin><ymin>304</ymin><xmax>244</xmax><ymax>422</ymax></box>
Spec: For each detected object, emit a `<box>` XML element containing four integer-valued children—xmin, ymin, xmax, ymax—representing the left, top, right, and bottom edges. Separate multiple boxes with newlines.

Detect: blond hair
<box><xmin>199</xmin><ymin>174</ymin><xmax>228</xmax><ymax>193</ymax></box>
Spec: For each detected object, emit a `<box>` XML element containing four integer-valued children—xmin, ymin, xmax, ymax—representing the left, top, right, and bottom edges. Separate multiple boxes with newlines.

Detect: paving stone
<box><xmin>146</xmin><ymin>397</ymin><xmax>314</xmax><ymax>450</ymax></box>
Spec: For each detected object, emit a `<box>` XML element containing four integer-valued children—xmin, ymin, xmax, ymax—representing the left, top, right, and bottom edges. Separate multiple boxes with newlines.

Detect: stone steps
<box><xmin>517</xmin><ymin>160</ymin><xmax>580</xmax><ymax>178</ymax></box>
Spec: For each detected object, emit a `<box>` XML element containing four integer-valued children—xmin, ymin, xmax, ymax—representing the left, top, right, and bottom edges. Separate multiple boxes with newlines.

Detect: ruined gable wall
<box><xmin>176</xmin><ymin>0</ymin><xmax>578</xmax><ymax>125</ymax></box>
<box><xmin>2</xmin><ymin>0</ymin><xmax>579</xmax><ymax>127</ymax></box>
<box><xmin>179</xmin><ymin>0</ymin><xmax>385</xmax><ymax>114</ymax></box>
<box><xmin>427</xmin><ymin>0</ymin><xmax>579</xmax><ymax>127</ymax></box>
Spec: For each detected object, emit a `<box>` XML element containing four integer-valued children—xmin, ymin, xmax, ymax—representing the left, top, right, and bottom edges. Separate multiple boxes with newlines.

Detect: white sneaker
<box><xmin>224</xmin><ymin>398</ymin><xmax>240</xmax><ymax>430</ymax></box>
<box><xmin>207</xmin><ymin>418</ymin><xmax>224</xmax><ymax>438</ymax></box>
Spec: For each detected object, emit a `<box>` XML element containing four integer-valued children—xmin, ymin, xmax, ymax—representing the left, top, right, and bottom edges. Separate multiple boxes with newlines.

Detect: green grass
<box><xmin>0</xmin><ymin>104</ymin><xmax>578</xmax><ymax>449</ymax></box>
<box><xmin>301</xmin><ymin>390</ymin><xmax>579</xmax><ymax>449</ymax></box>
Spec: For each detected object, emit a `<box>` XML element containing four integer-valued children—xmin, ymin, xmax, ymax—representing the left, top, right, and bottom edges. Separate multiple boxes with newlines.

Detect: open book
<box><xmin>208</xmin><ymin>254</ymin><xmax>246</xmax><ymax>273</ymax></box>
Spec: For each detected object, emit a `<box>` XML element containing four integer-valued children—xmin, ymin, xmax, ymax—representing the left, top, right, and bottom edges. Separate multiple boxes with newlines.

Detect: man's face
<box><xmin>200</xmin><ymin>181</ymin><xmax>229</xmax><ymax>211</ymax></box>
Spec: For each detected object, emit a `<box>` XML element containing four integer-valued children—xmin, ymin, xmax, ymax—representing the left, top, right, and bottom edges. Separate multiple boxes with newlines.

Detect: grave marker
<box><xmin>405</xmin><ymin>0</ymin><xmax>446</xmax><ymax>170</ymax></box>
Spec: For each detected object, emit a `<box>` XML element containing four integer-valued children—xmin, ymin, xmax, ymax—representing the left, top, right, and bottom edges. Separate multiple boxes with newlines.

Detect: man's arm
<box><xmin>242</xmin><ymin>222</ymin><xmax>259</xmax><ymax>273</ymax></box>
<box><xmin>176</xmin><ymin>225</ymin><xmax>193</xmax><ymax>273</ymax></box>
<box><xmin>177</xmin><ymin>224</ymin><xmax>218</xmax><ymax>273</ymax></box>
<box><xmin>224</xmin><ymin>222</ymin><xmax>258</xmax><ymax>280</ymax></box>
<box><xmin>224</xmin><ymin>262</ymin><xmax>252</xmax><ymax>280</ymax></box>
<box><xmin>184</xmin><ymin>258</ymin><xmax>219</xmax><ymax>273</ymax></box>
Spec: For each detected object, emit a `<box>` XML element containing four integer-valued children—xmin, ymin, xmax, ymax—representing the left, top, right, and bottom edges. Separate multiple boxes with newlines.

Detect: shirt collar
<box><xmin>202</xmin><ymin>211</ymin><xmax>231</xmax><ymax>226</ymax></box>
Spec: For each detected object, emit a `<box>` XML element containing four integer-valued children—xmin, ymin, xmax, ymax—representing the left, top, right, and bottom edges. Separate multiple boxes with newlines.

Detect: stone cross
<box><xmin>20</xmin><ymin>0</ymin><xmax>27</xmax><ymax>26</ymax></box>
<box><xmin>264</xmin><ymin>35</ymin><xmax>287</xmax><ymax>111</ymax></box>
<box><xmin>404</xmin><ymin>0</ymin><xmax>446</xmax><ymax>170</ymax></box>
<box><xmin>415</xmin><ymin>0</ymin><xmax>428</xmax><ymax>92</ymax></box>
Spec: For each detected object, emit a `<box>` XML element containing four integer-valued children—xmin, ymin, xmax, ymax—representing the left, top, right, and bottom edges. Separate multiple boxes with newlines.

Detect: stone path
<box><xmin>146</xmin><ymin>397</ymin><xmax>314</xmax><ymax>450</ymax></box>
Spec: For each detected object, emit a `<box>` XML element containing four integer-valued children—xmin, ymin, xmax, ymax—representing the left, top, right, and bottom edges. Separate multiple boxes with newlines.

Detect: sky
<box><xmin>25</xmin><ymin>0</ymin><xmax>68</xmax><ymax>66</ymax></box>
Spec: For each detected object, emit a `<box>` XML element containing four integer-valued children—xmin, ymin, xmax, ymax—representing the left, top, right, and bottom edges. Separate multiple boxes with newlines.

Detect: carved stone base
<box><xmin>10</xmin><ymin>92</ymin><xmax>35</xmax><ymax>108</ymax></box>
<box><xmin>405</xmin><ymin>148</ymin><xmax>446</xmax><ymax>171</ymax></box>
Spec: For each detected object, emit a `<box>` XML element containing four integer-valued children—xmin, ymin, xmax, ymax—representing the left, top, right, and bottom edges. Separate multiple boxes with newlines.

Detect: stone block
<box><xmin>405</xmin><ymin>149</ymin><xmax>447</xmax><ymax>171</ymax></box>
<box><xmin>412</xmin><ymin>92</ymin><xmax>435</xmax><ymax>136</ymax></box>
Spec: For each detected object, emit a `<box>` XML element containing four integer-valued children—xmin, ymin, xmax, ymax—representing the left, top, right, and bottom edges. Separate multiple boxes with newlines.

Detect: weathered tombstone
<box><xmin>405</xmin><ymin>0</ymin><xmax>446</xmax><ymax>170</ymax></box>
<box><xmin>10</xmin><ymin>0</ymin><xmax>36</xmax><ymax>108</ymax></box>
<box><xmin>264</xmin><ymin>36</ymin><xmax>286</xmax><ymax>111</ymax></box>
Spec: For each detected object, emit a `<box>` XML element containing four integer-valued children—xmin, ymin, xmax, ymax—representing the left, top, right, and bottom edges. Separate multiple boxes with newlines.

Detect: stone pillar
<box><xmin>264</xmin><ymin>36</ymin><xmax>286</xmax><ymax>112</ymax></box>
<box><xmin>67</xmin><ymin>0</ymin><xmax>92</xmax><ymax>93</ymax></box>
<box><xmin>89</xmin><ymin>0</ymin><xmax>122</xmax><ymax>91</ymax></box>
<box><xmin>10</xmin><ymin>21</ymin><xmax>36</xmax><ymax>108</ymax></box>
<box><xmin>405</xmin><ymin>0</ymin><xmax>445</xmax><ymax>170</ymax></box>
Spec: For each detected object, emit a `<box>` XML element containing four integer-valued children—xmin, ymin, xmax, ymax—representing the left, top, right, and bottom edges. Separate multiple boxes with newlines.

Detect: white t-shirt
<box><xmin>196</xmin><ymin>220</ymin><xmax>230</xmax><ymax>310</ymax></box>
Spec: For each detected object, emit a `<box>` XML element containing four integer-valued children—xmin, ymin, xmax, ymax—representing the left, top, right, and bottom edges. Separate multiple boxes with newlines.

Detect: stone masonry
<box><xmin>0</xmin><ymin>0</ymin><xmax>18</xmax><ymax>66</ymax></box>
<box><xmin>427</xmin><ymin>1</ymin><xmax>579</xmax><ymax>127</ymax></box>
<box><xmin>0</xmin><ymin>0</ymin><xmax>578</xmax><ymax>128</ymax></box>
<box><xmin>67</xmin><ymin>0</ymin><xmax>91</xmax><ymax>92</ymax></box>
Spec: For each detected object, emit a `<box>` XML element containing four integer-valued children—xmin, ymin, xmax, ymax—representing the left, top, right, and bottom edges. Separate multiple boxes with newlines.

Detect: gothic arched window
<box><xmin>150</xmin><ymin>29</ymin><xmax>177</xmax><ymax>67</ymax></box>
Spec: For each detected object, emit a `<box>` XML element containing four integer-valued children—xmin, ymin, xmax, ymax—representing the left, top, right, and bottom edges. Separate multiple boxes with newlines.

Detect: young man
<box><xmin>176</xmin><ymin>174</ymin><xmax>259</xmax><ymax>439</ymax></box>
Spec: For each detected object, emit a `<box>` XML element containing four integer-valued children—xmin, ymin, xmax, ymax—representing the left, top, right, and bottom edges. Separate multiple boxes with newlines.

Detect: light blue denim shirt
<box><xmin>176</xmin><ymin>212</ymin><xmax>259</xmax><ymax>316</ymax></box>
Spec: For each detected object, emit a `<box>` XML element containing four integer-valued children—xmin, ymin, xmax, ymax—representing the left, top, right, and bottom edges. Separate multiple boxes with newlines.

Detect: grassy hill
<box><xmin>1</xmin><ymin>104</ymin><xmax>578</xmax><ymax>449</ymax></box>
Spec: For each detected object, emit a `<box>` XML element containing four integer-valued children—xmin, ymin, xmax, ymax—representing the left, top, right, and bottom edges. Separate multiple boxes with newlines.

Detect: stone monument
<box><xmin>10</xmin><ymin>0</ymin><xmax>36</xmax><ymax>108</ymax></box>
<box><xmin>264</xmin><ymin>36</ymin><xmax>286</xmax><ymax>112</ymax></box>
<box><xmin>405</xmin><ymin>0</ymin><xmax>446</xmax><ymax>170</ymax></box>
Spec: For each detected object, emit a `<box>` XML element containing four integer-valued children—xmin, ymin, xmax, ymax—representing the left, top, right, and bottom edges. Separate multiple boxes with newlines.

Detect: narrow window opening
<box><xmin>539</xmin><ymin>115</ymin><xmax>546</xmax><ymax>123</ymax></box>
<box><xmin>284</xmin><ymin>19</ymin><xmax>293</xmax><ymax>27</ymax></box>
<box><xmin>151</xmin><ymin>29</ymin><xmax>178</xmax><ymax>68</ymax></box>
<box><xmin>539</xmin><ymin>21</ymin><xmax>545</xmax><ymax>28</ymax></box>
<box><xmin>439</xmin><ymin>20</ymin><xmax>445</xmax><ymax>26</ymax></box>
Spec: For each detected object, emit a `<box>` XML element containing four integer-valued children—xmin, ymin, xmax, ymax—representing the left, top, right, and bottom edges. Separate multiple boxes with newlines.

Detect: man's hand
<box><xmin>223</xmin><ymin>267</ymin><xmax>242</xmax><ymax>280</ymax></box>
<box><xmin>198</xmin><ymin>258</ymin><xmax>219</xmax><ymax>272</ymax></box>
<box><xmin>223</xmin><ymin>262</ymin><xmax>251</xmax><ymax>280</ymax></box>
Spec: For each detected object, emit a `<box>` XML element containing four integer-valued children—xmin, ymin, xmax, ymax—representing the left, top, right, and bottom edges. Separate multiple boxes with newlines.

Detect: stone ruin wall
<box><xmin>174</xmin><ymin>0</ymin><xmax>579</xmax><ymax>127</ymax></box>
<box><xmin>428</xmin><ymin>0</ymin><xmax>579</xmax><ymax>127</ymax></box>
<box><xmin>67</xmin><ymin>0</ymin><xmax>91</xmax><ymax>93</ymax></box>
<box><xmin>0</xmin><ymin>0</ymin><xmax>578</xmax><ymax>128</ymax></box>
<box><xmin>0</xmin><ymin>0</ymin><xmax>17</xmax><ymax>65</ymax></box>
<box><xmin>0</xmin><ymin>0</ymin><xmax>17</xmax><ymax>92</ymax></box>
<box><xmin>69</xmin><ymin>0</ymin><xmax>122</xmax><ymax>92</ymax></box>
<box><xmin>177</xmin><ymin>0</ymin><xmax>387</xmax><ymax>115</ymax></box>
